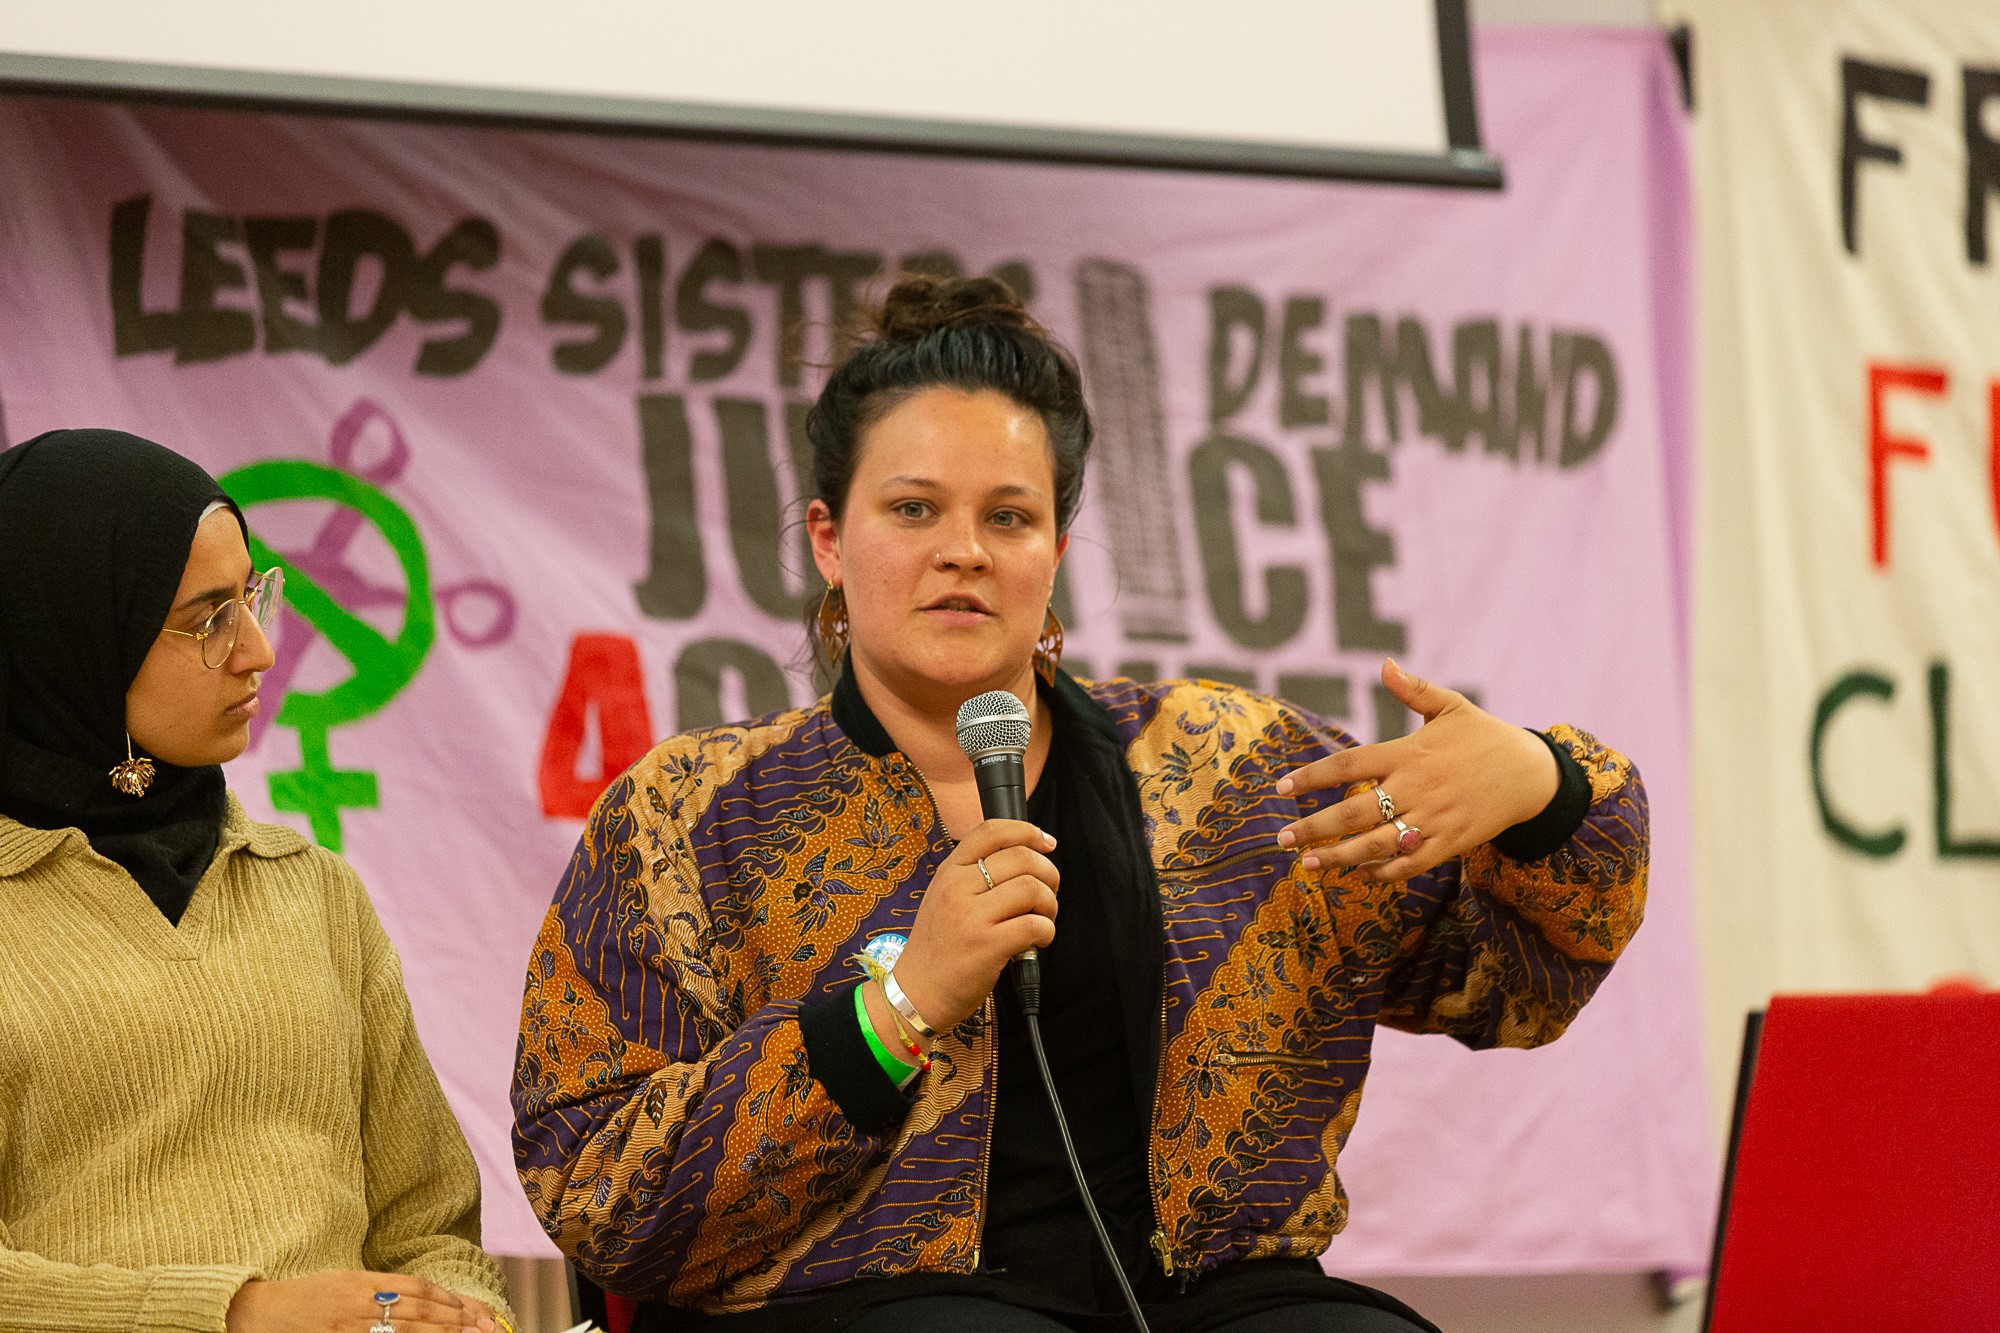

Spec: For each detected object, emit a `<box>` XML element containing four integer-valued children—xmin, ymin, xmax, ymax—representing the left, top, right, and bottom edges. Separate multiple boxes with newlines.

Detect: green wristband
<box><xmin>855</xmin><ymin>982</ymin><xmax>919</xmax><ymax>1088</ymax></box>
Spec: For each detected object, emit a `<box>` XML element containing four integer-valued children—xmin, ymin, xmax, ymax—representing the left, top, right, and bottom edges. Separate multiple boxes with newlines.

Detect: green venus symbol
<box><xmin>220</xmin><ymin>460</ymin><xmax>436</xmax><ymax>851</ymax></box>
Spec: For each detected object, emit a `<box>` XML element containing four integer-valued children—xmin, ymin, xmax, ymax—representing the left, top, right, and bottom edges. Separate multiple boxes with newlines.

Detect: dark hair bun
<box><xmin>871</xmin><ymin>274</ymin><xmax>1043</xmax><ymax>344</ymax></box>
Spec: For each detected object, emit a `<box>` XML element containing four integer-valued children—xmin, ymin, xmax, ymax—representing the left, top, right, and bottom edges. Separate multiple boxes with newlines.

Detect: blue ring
<box><xmin>374</xmin><ymin>1291</ymin><xmax>401</xmax><ymax>1306</ymax></box>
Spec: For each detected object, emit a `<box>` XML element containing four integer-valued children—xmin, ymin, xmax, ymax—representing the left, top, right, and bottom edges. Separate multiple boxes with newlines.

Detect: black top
<box><xmin>662</xmin><ymin>668</ymin><xmax>1589</xmax><ymax>1333</ymax></box>
<box><xmin>982</xmin><ymin>676</ymin><xmax>1160</xmax><ymax>1308</ymax></box>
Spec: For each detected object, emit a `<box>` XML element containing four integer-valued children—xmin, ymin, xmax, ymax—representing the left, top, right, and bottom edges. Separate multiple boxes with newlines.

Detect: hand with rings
<box><xmin>1273</xmin><ymin>659</ymin><xmax>1561</xmax><ymax>881</ymax></box>
<box><xmin>225</xmin><ymin>1271</ymin><xmax>499</xmax><ymax>1332</ymax></box>
<box><xmin>1374</xmin><ymin>787</ymin><xmax>1425</xmax><ymax>858</ymax></box>
<box><xmin>888</xmin><ymin>819</ymin><xmax>1060</xmax><ymax>1033</ymax></box>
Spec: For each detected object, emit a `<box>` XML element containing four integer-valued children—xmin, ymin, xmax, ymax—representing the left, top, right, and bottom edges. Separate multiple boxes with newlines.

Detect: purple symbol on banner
<box><xmin>247</xmin><ymin>400</ymin><xmax>518</xmax><ymax>751</ymax></box>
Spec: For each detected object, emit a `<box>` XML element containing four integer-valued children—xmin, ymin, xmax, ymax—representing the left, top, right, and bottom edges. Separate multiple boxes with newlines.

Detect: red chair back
<box><xmin>567</xmin><ymin>1263</ymin><xmax>640</xmax><ymax>1333</ymax></box>
<box><xmin>1707</xmin><ymin>991</ymin><xmax>2000</xmax><ymax>1332</ymax></box>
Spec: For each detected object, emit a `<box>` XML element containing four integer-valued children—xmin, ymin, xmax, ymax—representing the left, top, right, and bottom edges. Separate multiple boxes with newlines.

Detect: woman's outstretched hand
<box><xmin>891</xmin><ymin>819</ymin><xmax>1060</xmax><ymax>1033</ymax></box>
<box><xmin>1275</xmin><ymin>659</ymin><xmax>1559</xmax><ymax>881</ymax></box>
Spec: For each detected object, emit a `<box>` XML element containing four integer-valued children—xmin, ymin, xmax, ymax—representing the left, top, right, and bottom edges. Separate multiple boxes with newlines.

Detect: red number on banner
<box><xmin>537</xmin><ymin>633</ymin><xmax>656</xmax><ymax>819</ymax></box>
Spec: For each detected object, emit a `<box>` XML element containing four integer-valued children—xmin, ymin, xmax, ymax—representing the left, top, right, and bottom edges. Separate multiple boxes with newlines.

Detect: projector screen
<box><xmin>0</xmin><ymin>0</ymin><xmax>1497</xmax><ymax>186</ymax></box>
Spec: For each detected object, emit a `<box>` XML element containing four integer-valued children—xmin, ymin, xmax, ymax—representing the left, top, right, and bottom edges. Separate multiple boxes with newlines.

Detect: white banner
<box><xmin>1667</xmin><ymin>0</ymin><xmax>2000</xmax><ymax>1078</ymax></box>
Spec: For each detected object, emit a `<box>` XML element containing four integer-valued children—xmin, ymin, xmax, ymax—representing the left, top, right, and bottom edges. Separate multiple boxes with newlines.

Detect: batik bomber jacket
<box><xmin>512</xmin><ymin>674</ymin><xmax>1648</xmax><ymax>1312</ymax></box>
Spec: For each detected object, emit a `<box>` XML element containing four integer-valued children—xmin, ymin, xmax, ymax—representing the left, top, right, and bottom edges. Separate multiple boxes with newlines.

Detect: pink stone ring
<box><xmin>1392</xmin><ymin>818</ymin><xmax>1423</xmax><ymax>856</ymax></box>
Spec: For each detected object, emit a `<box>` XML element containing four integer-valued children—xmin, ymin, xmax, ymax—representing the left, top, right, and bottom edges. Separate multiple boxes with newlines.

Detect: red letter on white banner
<box><xmin>1867</xmin><ymin>362</ymin><xmax>1948</xmax><ymax>568</ymax></box>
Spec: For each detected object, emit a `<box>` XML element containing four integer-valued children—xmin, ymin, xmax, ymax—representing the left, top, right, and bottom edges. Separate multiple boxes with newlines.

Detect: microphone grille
<box><xmin>956</xmin><ymin>690</ymin><xmax>1031</xmax><ymax>759</ymax></box>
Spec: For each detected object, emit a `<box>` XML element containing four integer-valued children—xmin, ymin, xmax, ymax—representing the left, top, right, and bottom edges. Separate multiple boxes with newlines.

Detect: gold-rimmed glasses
<box><xmin>159</xmin><ymin>566</ymin><xmax>286</xmax><ymax>668</ymax></box>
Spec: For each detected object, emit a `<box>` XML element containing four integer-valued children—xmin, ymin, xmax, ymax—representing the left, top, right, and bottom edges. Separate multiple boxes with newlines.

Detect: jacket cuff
<box><xmin>1492</xmin><ymin>730</ymin><xmax>1591</xmax><ymax>862</ymax></box>
<box><xmin>799</xmin><ymin>979</ymin><xmax>914</xmax><ymax>1135</ymax></box>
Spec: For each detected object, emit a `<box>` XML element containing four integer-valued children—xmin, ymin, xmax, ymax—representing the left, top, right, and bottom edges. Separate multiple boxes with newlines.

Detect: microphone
<box><xmin>955</xmin><ymin>689</ymin><xmax>1039</xmax><ymax>1013</ymax></box>
<box><xmin>954</xmin><ymin>688</ymin><xmax>1152</xmax><ymax>1332</ymax></box>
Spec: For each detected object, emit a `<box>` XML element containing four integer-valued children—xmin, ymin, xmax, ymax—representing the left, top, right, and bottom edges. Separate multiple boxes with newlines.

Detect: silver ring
<box><xmin>1375</xmin><ymin>787</ymin><xmax>1397</xmax><ymax>824</ymax></box>
<box><xmin>371</xmin><ymin>1290</ymin><xmax>399</xmax><ymax>1333</ymax></box>
<box><xmin>1392</xmin><ymin>818</ymin><xmax>1423</xmax><ymax>856</ymax></box>
<box><xmin>975</xmin><ymin>857</ymin><xmax>996</xmax><ymax>891</ymax></box>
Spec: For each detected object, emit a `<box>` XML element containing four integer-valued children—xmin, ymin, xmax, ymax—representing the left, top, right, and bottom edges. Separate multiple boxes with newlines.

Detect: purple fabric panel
<box><xmin>538</xmin><ymin>775</ymin><xmax>690</xmax><ymax>1061</ymax></box>
<box><xmin>805</xmin><ymin>1082</ymin><xmax>991</xmax><ymax>1283</ymax></box>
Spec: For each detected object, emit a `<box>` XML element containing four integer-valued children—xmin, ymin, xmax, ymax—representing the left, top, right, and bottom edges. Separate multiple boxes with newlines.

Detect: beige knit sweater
<box><xmin>0</xmin><ymin>797</ymin><xmax>512</xmax><ymax>1332</ymax></box>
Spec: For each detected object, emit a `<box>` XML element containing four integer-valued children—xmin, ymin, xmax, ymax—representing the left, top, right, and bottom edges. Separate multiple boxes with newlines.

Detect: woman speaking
<box><xmin>513</xmin><ymin>278</ymin><xmax>1647</xmax><ymax>1332</ymax></box>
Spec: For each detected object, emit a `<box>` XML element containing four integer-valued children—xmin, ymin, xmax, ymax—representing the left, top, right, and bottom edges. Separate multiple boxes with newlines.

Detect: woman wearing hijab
<box><xmin>514</xmin><ymin>277</ymin><xmax>1648</xmax><ymax>1331</ymax></box>
<box><xmin>0</xmin><ymin>430</ymin><xmax>513</xmax><ymax>1333</ymax></box>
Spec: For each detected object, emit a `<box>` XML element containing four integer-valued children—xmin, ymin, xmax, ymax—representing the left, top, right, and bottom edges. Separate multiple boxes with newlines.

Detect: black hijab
<box><xmin>0</xmin><ymin>429</ymin><xmax>246</xmax><ymax>923</ymax></box>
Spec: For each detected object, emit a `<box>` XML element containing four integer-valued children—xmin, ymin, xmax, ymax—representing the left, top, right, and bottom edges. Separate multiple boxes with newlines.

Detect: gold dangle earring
<box><xmin>816</xmin><ymin>585</ymin><xmax>850</xmax><ymax>670</ymax></box>
<box><xmin>1033</xmin><ymin>606</ymin><xmax>1065</xmax><ymax>686</ymax></box>
<box><xmin>109</xmin><ymin>734</ymin><xmax>155</xmax><ymax>797</ymax></box>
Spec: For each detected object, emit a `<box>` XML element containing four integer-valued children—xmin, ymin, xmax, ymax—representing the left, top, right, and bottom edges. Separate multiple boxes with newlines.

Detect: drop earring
<box><xmin>1033</xmin><ymin>607</ymin><xmax>1065</xmax><ymax>686</ymax></box>
<box><xmin>816</xmin><ymin>585</ymin><xmax>850</xmax><ymax>670</ymax></box>
<box><xmin>109</xmin><ymin>734</ymin><xmax>155</xmax><ymax>797</ymax></box>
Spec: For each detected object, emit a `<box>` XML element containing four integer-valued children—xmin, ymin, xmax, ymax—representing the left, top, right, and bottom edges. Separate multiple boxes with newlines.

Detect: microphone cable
<box><xmin>1012</xmin><ymin>966</ymin><xmax>1155</xmax><ymax>1333</ymax></box>
<box><xmin>956</xmin><ymin>689</ymin><xmax>1154</xmax><ymax>1332</ymax></box>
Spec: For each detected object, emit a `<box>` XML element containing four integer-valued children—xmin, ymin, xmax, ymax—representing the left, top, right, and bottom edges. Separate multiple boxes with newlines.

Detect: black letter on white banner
<box><xmin>1839</xmin><ymin>56</ymin><xmax>1930</xmax><ymax>257</ymax></box>
<box><xmin>1964</xmin><ymin>68</ymin><xmax>2000</xmax><ymax>266</ymax></box>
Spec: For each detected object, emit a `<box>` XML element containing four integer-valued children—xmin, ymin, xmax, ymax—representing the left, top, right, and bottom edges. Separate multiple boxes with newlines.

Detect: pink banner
<box><xmin>0</xmin><ymin>28</ymin><xmax>1711</xmax><ymax>1271</ymax></box>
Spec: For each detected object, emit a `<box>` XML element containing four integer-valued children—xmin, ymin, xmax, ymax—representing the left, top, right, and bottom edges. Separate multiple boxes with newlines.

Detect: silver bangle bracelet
<box><xmin>883</xmin><ymin>969</ymin><xmax>936</xmax><ymax>1041</ymax></box>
